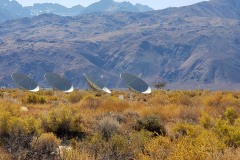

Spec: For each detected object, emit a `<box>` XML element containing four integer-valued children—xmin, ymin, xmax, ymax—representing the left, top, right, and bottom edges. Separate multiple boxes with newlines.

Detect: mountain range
<box><xmin>0</xmin><ymin>0</ymin><xmax>153</xmax><ymax>23</ymax></box>
<box><xmin>0</xmin><ymin>0</ymin><xmax>30</xmax><ymax>23</ymax></box>
<box><xmin>0</xmin><ymin>0</ymin><xmax>240</xmax><ymax>90</ymax></box>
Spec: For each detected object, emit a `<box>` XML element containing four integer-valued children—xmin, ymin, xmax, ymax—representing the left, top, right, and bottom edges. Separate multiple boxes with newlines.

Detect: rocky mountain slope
<box><xmin>27</xmin><ymin>0</ymin><xmax>153</xmax><ymax>16</ymax></box>
<box><xmin>83</xmin><ymin>0</ymin><xmax>153</xmax><ymax>13</ymax></box>
<box><xmin>0</xmin><ymin>0</ymin><xmax>239</xmax><ymax>89</ymax></box>
<box><xmin>0</xmin><ymin>0</ymin><xmax>30</xmax><ymax>23</ymax></box>
<box><xmin>26</xmin><ymin>3</ymin><xmax>85</xmax><ymax>16</ymax></box>
<box><xmin>0</xmin><ymin>0</ymin><xmax>153</xmax><ymax>23</ymax></box>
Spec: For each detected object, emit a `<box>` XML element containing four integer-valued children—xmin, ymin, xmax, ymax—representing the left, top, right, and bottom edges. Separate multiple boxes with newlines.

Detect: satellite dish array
<box><xmin>83</xmin><ymin>73</ymin><xmax>111</xmax><ymax>94</ymax></box>
<box><xmin>11</xmin><ymin>73</ymin><xmax>40</xmax><ymax>92</ymax></box>
<box><xmin>11</xmin><ymin>72</ymin><xmax>152</xmax><ymax>94</ymax></box>
<box><xmin>44</xmin><ymin>73</ymin><xmax>74</xmax><ymax>93</ymax></box>
<box><xmin>120</xmin><ymin>73</ymin><xmax>151</xmax><ymax>94</ymax></box>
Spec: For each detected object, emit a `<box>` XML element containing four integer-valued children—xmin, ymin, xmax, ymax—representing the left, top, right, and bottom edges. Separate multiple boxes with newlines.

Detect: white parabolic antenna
<box><xmin>11</xmin><ymin>73</ymin><xmax>40</xmax><ymax>92</ymax></box>
<box><xmin>83</xmin><ymin>73</ymin><xmax>111</xmax><ymax>94</ymax></box>
<box><xmin>44</xmin><ymin>73</ymin><xmax>74</xmax><ymax>93</ymax></box>
<box><xmin>120</xmin><ymin>73</ymin><xmax>151</xmax><ymax>94</ymax></box>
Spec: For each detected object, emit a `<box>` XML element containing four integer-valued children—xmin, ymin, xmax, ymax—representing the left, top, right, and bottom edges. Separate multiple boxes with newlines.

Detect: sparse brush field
<box><xmin>0</xmin><ymin>89</ymin><xmax>240</xmax><ymax>160</ymax></box>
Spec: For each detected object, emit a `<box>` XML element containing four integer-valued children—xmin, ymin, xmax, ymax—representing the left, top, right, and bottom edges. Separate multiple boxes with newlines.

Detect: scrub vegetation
<box><xmin>0</xmin><ymin>89</ymin><xmax>240</xmax><ymax>159</ymax></box>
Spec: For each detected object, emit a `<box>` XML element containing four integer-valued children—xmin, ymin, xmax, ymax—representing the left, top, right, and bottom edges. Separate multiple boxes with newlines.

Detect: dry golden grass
<box><xmin>0</xmin><ymin>89</ymin><xmax>240</xmax><ymax>159</ymax></box>
<box><xmin>61</xmin><ymin>149</ymin><xmax>94</xmax><ymax>160</ymax></box>
<box><xmin>0</xmin><ymin>148</ymin><xmax>11</xmax><ymax>160</ymax></box>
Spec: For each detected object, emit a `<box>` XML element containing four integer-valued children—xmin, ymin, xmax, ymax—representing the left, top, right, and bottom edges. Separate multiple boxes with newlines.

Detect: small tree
<box><xmin>153</xmin><ymin>82</ymin><xmax>167</xmax><ymax>90</ymax></box>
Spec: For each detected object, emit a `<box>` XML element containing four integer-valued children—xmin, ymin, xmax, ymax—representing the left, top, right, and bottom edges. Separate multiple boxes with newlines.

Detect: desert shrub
<box><xmin>6</xmin><ymin>117</ymin><xmax>31</xmax><ymax>137</ymax></box>
<box><xmin>225</xmin><ymin>107</ymin><xmax>239</xmax><ymax>125</ymax></box>
<box><xmin>167</xmin><ymin>91</ymin><xmax>193</xmax><ymax>106</ymax></box>
<box><xmin>128</xmin><ymin>130</ymin><xmax>152</xmax><ymax>156</ymax></box>
<box><xmin>203</xmin><ymin>92</ymin><xmax>224</xmax><ymax>107</ymax></box>
<box><xmin>97</xmin><ymin>117</ymin><xmax>120</xmax><ymax>140</ymax></box>
<box><xmin>69</xmin><ymin>138</ymin><xmax>78</xmax><ymax>149</ymax></box>
<box><xmin>140</xmin><ymin>104</ymin><xmax>181</xmax><ymax>122</ymax></box>
<box><xmin>68</xmin><ymin>91</ymin><xmax>82</xmax><ymax>103</ymax></box>
<box><xmin>178</xmin><ymin>94</ymin><xmax>192</xmax><ymax>106</ymax></box>
<box><xmin>123</xmin><ymin>111</ymin><xmax>140</xmax><ymax>119</ymax></box>
<box><xmin>136</xmin><ymin>136</ymin><xmax>172</xmax><ymax>160</ymax></box>
<box><xmin>195</xmin><ymin>130</ymin><xmax>225</xmax><ymax>159</ymax></box>
<box><xmin>107</xmin><ymin>134</ymin><xmax>132</xmax><ymax>159</ymax></box>
<box><xmin>220</xmin><ymin>148</ymin><xmax>240</xmax><ymax>160</ymax></box>
<box><xmin>81</xmin><ymin>134</ymin><xmax>106</xmax><ymax>159</ymax></box>
<box><xmin>214</xmin><ymin>118</ymin><xmax>240</xmax><ymax>148</ymax></box>
<box><xmin>0</xmin><ymin>111</ymin><xmax>11</xmax><ymax>136</ymax></box>
<box><xmin>220</xmin><ymin>93</ymin><xmax>240</xmax><ymax>107</ymax></box>
<box><xmin>97</xmin><ymin>112</ymin><xmax>127</xmax><ymax>125</ymax></box>
<box><xmin>199</xmin><ymin>112</ymin><xmax>213</xmax><ymax>129</ymax></box>
<box><xmin>0</xmin><ymin>115</ymin><xmax>41</xmax><ymax>139</ymax></box>
<box><xmin>3</xmin><ymin>89</ymin><xmax>240</xmax><ymax>159</ymax></box>
<box><xmin>98</xmin><ymin>97</ymin><xmax>130</xmax><ymax>113</ymax></box>
<box><xmin>0</xmin><ymin>102</ymin><xmax>20</xmax><ymax>117</ymax></box>
<box><xmin>173</xmin><ymin>123</ymin><xmax>200</xmax><ymax>137</ymax></box>
<box><xmin>26</xmin><ymin>117</ymin><xmax>43</xmax><ymax>135</ymax></box>
<box><xmin>168</xmin><ymin>91</ymin><xmax>181</xmax><ymax>104</ymax></box>
<box><xmin>170</xmin><ymin>130</ymin><xmax>225</xmax><ymax>160</ymax></box>
<box><xmin>183</xmin><ymin>90</ymin><xmax>199</xmax><ymax>98</ymax></box>
<box><xmin>0</xmin><ymin>115</ymin><xmax>41</xmax><ymax>159</ymax></box>
<box><xmin>80</xmin><ymin>95</ymin><xmax>101</xmax><ymax>109</ymax></box>
<box><xmin>24</xmin><ymin>94</ymin><xmax>46</xmax><ymax>104</ymax></box>
<box><xmin>26</xmin><ymin>95</ymin><xmax>37</xmax><ymax>104</ymax></box>
<box><xmin>43</xmin><ymin>90</ymin><xmax>54</xmax><ymax>96</ymax></box>
<box><xmin>149</xmin><ymin>93</ymin><xmax>169</xmax><ymax>106</ymax></box>
<box><xmin>134</xmin><ymin>115</ymin><xmax>166</xmax><ymax>136</ymax></box>
<box><xmin>80</xmin><ymin>131</ymin><xmax>151</xmax><ymax>160</ymax></box>
<box><xmin>178</xmin><ymin>106</ymin><xmax>201</xmax><ymax>122</ymax></box>
<box><xmin>41</xmin><ymin>106</ymin><xmax>85</xmax><ymax>138</ymax></box>
<box><xmin>38</xmin><ymin>97</ymin><xmax>47</xmax><ymax>104</ymax></box>
<box><xmin>0</xmin><ymin>91</ymin><xmax>3</xmax><ymax>98</ymax></box>
<box><xmin>31</xmin><ymin>133</ymin><xmax>60</xmax><ymax>157</ymax></box>
<box><xmin>0</xmin><ymin>148</ymin><xmax>11</xmax><ymax>160</ymax></box>
<box><xmin>61</xmin><ymin>148</ymin><xmax>94</xmax><ymax>160</ymax></box>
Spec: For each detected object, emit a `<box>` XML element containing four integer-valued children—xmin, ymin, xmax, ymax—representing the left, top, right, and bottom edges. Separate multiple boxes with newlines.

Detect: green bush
<box><xmin>170</xmin><ymin>130</ymin><xmax>225</xmax><ymax>160</ymax></box>
<box><xmin>225</xmin><ymin>107</ymin><xmax>239</xmax><ymax>125</ymax></box>
<box><xmin>214</xmin><ymin>118</ymin><xmax>240</xmax><ymax>148</ymax></box>
<box><xmin>26</xmin><ymin>95</ymin><xmax>46</xmax><ymax>104</ymax></box>
<box><xmin>0</xmin><ymin>114</ymin><xmax>41</xmax><ymax>158</ymax></box>
<box><xmin>6</xmin><ymin>117</ymin><xmax>30</xmax><ymax>137</ymax></box>
<box><xmin>0</xmin><ymin>113</ymin><xmax>40</xmax><ymax>138</ymax></box>
<box><xmin>173</xmin><ymin>123</ymin><xmax>199</xmax><ymax>137</ymax></box>
<box><xmin>41</xmin><ymin>106</ymin><xmax>85</xmax><ymax>138</ymax></box>
<box><xmin>134</xmin><ymin>115</ymin><xmax>166</xmax><ymax>136</ymax></box>
<box><xmin>199</xmin><ymin>112</ymin><xmax>213</xmax><ymax>129</ymax></box>
<box><xmin>136</xmin><ymin>136</ymin><xmax>172</xmax><ymax>160</ymax></box>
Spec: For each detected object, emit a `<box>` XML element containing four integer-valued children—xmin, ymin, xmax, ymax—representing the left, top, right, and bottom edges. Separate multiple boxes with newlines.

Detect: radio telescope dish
<box><xmin>11</xmin><ymin>73</ymin><xmax>39</xmax><ymax>92</ymax></box>
<box><xmin>83</xmin><ymin>73</ymin><xmax>111</xmax><ymax>94</ymax></box>
<box><xmin>120</xmin><ymin>73</ymin><xmax>151</xmax><ymax>94</ymax></box>
<box><xmin>44</xmin><ymin>73</ymin><xmax>74</xmax><ymax>93</ymax></box>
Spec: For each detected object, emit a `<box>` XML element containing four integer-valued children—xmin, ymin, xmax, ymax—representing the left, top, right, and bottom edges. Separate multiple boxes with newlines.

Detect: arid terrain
<box><xmin>0</xmin><ymin>89</ymin><xmax>240</xmax><ymax>159</ymax></box>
